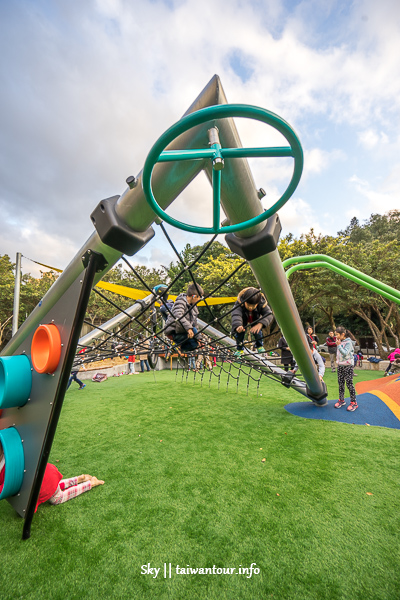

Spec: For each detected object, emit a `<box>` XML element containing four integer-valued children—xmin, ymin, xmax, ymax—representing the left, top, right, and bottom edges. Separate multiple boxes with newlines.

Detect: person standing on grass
<box><xmin>309</xmin><ymin>342</ymin><xmax>325</xmax><ymax>381</ymax></box>
<box><xmin>326</xmin><ymin>330</ymin><xmax>337</xmax><ymax>372</ymax></box>
<box><xmin>188</xmin><ymin>354</ymin><xmax>196</xmax><ymax>371</ymax></box>
<box><xmin>67</xmin><ymin>368</ymin><xmax>86</xmax><ymax>390</ymax></box>
<box><xmin>334</xmin><ymin>326</ymin><xmax>358</xmax><ymax>411</ymax></box>
<box><xmin>195</xmin><ymin>334</ymin><xmax>213</xmax><ymax>371</ymax></box>
<box><xmin>306</xmin><ymin>326</ymin><xmax>319</xmax><ymax>350</ymax></box>
<box><xmin>278</xmin><ymin>335</ymin><xmax>295</xmax><ymax>372</ymax></box>
<box><xmin>127</xmin><ymin>351</ymin><xmax>138</xmax><ymax>374</ymax></box>
<box><xmin>137</xmin><ymin>334</ymin><xmax>150</xmax><ymax>372</ymax></box>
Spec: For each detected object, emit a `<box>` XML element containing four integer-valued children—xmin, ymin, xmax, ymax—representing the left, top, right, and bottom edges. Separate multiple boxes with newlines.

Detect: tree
<box><xmin>276</xmin><ymin>215</ymin><xmax>400</xmax><ymax>355</ymax></box>
<box><xmin>339</xmin><ymin>210</ymin><xmax>400</xmax><ymax>244</ymax></box>
<box><xmin>0</xmin><ymin>255</ymin><xmax>16</xmax><ymax>347</ymax></box>
<box><xmin>22</xmin><ymin>271</ymin><xmax>59</xmax><ymax>316</ymax></box>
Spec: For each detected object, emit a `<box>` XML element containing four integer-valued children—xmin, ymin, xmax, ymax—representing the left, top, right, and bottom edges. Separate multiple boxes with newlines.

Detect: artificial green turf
<box><xmin>0</xmin><ymin>367</ymin><xmax>399</xmax><ymax>600</ymax></box>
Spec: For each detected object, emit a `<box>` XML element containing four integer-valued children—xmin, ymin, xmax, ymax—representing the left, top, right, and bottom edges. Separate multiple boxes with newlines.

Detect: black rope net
<box><xmin>73</xmin><ymin>225</ymin><xmax>304</xmax><ymax>395</ymax></box>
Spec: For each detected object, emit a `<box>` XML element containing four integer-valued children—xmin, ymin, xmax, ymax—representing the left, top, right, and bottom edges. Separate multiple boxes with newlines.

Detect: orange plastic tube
<box><xmin>31</xmin><ymin>324</ymin><xmax>62</xmax><ymax>374</ymax></box>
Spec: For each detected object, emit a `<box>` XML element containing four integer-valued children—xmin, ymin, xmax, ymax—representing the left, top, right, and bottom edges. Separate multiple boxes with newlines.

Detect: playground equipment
<box><xmin>0</xmin><ymin>253</ymin><xmax>102</xmax><ymax>538</ymax></box>
<box><xmin>284</xmin><ymin>255</ymin><xmax>400</xmax><ymax>305</ymax></box>
<box><xmin>2</xmin><ymin>74</ymin><xmax>332</xmax><ymax>537</ymax></box>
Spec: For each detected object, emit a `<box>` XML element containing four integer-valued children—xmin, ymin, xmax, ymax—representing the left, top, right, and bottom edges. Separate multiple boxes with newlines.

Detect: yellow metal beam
<box><xmin>95</xmin><ymin>281</ymin><xmax>236</xmax><ymax>305</ymax></box>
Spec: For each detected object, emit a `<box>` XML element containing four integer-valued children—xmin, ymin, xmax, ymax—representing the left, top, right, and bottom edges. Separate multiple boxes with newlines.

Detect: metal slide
<box><xmin>78</xmin><ymin>292</ymin><xmax>156</xmax><ymax>348</ymax></box>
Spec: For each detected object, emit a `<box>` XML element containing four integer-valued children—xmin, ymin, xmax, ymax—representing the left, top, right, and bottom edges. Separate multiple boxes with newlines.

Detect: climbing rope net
<box><xmin>72</xmin><ymin>223</ymin><xmax>304</xmax><ymax>396</ymax></box>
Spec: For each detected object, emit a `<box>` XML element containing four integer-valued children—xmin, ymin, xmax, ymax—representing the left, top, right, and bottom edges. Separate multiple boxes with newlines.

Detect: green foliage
<box><xmin>0</xmin><ymin>256</ymin><xmax>60</xmax><ymax>348</ymax></box>
<box><xmin>23</xmin><ymin>271</ymin><xmax>59</xmax><ymax>314</ymax></box>
<box><xmin>339</xmin><ymin>210</ymin><xmax>400</xmax><ymax>244</ymax></box>
<box><xmin>0</xmin><ymin>255</ymin><xmax>17</xmax><ymax>347</ymax></box>
<box><xmin>163</xmin><ymin>242</ymin><xmax>236</xmax><ymax>294</ymax></box>
<box><xmin>276</xmin><ymin>215</ymin><xmax>400</xmax><ymax>352</ymax></box>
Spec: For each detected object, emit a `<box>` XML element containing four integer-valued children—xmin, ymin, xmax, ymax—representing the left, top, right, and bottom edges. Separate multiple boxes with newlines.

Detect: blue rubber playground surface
<box><xmin>285</xmin><ymin>392</ymin><xmax>400</xmax><ymax>430</ymax></box>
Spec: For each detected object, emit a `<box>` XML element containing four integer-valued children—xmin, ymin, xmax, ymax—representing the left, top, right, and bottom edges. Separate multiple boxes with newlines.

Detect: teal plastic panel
<box><xmin>0</xmin><ymin>427</ymin><xmax>25</xmax><ymax>499</ymax></box>
<box><xmin>0</xmin><ymin>355</ymin><xmax>32</xmax><ymax>409</ymax></box>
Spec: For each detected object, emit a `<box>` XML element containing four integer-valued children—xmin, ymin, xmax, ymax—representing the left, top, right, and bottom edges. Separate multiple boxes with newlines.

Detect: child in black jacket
<box><xmin>164</xmin><ymin>282</ymin><xmax>204</xmax><ymax>353</ymax></box>
<box><xmin>231</xmin><ymin>287</ymin><xmax>273</xmax><ymax>356</ymax></box>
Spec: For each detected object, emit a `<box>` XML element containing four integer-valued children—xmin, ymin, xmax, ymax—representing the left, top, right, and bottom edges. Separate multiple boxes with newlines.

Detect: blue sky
<box><xmin>0</xmin><ymin>0</ymin><xmax>399</xmax><ymax>276</ymax></box>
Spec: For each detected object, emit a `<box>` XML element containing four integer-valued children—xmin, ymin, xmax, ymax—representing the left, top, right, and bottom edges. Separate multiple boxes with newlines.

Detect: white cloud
<box><xmin>358</xmin><ymin>129</ymin><xmax>389</xmax><ymax>150</ymax></box>
<box><xmin>2</xmin><ymin>218</ymin><xmax>77</xmax><ymax>277</ymax></box>
<box><xmin>345</xmin><ymin>208</ymin><xmax>361</xmax><ymax>220</ymax></box>
<box><xmin>279</xmin><ymin>197</ymin><xmax>327</xmax><ymax>237</ymax></box>
<box><xmin>303</xmin><ymin>147</ymin><xmax>346</xmax><ymax>176</ymax></box>
<box><xmin>349</xmin><ymin>166</ymin><xmax>400</xmax><ymax>213</ymax></box>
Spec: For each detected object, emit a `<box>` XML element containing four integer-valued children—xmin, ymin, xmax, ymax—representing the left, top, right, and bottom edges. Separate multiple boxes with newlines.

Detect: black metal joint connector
<box><xmin>81</xmin><ymin>249</ymin><xmax>108</xmax><ymax>273</ymax></box>
<box><xmin>225</xmin><ymin>214</ymin><xmax>282</xmax><ymax>261</ymax></box>
<box><xmin>306</xmin><ymin>381</ymin><xmax>328</xmax><ymax>406</ymax></box>
<box><xmin>91</xmin><ymin>195</ymin><xmax>155</xmax><ymax>255</ymax></box>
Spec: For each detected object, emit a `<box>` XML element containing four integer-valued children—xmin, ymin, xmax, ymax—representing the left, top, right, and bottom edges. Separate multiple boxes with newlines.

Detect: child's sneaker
<box><xmin>234</xmin><ymin>349</ymin><xmax>244</xmax><ymax>357</ymax></box>
<box><xmin>347</xmin><ymin>401</ymin><xmax>358</xmax><ymax>411</ymax></box>
<box><xmin>257</xmin><ymin>347</ymin><xmax>265</xmax><ymax>354</ymax></box>
<box><xmin>334</xmin><ymin>399</ymin><xmax>346</xmax><ymax>409</ymax></box>
<box><xmin>79</xmin><ymin>384</ymin><xmax>86</xmax><ymax>390</ymax></box>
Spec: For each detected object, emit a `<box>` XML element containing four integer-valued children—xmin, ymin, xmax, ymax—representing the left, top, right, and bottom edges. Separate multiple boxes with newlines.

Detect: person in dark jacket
<box><xmin>278</xmin><ymin>336</ymin><xmax>295</xmax><ymax>371</ymax></box>
<box><xmin>306</xmin><ymin>326</ymin><xmax>319</xmax><ymax>350</ymax></box>
<box><xmin>231</xmin><ymin>287</ymin><xmax>273</xmax><ymax>356</ymax></box>
<box><xmin>164</xmin><ymin>282</ymin><xmax>204</xmax><ymax>353</ymax></box>
<box><xmin>326</xmin><ymin>330</ymin><xmax>337</xmax><ymax>372</ymax></box>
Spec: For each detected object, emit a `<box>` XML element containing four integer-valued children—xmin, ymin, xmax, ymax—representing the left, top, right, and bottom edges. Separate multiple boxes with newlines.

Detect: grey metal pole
<box><xmin>78</xmin><ymin>293</ymin><xmax>155</xmax><ymax>348</ymax></box>
<box><xmin>222</xmin><ymin>223</ymin><xmax>327</xmax><ymax>402</ymax></box>
<box><xmin>12</xmin><ymin>252</ymin><xmax>22</xmax><ymax>337</ymax></box>
<box><xmin>247</xmin><ymin>251</ymin><xmax>326</xmax><ymax>400</ymax></box>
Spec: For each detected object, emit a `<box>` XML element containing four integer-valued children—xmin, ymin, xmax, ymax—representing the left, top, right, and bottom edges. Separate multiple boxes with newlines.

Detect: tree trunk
<box><xmin>352</xmin><ymin>304</ymin><xmax>394</xmax><ymax>358</ymax></box>
<box><xmin>296</xmin><ymin>291</ymin><xmax>322</xmax><ymax>314</ymax></box>
<box><xmin>388</xmin><ymin>305</ymin><xmax>400</xmax><ymax>347</ymax></box>
<box><xmin>372</xmin><ymin>302</ymin><xmax>395</xmax><ymax>358</ymax></box>
<box><xmin>351</xmin><ymin>307</ymin><xmax>385</xmax><ymax>357</ymax></box>
<box><xmin>0</xmin><ymin>316</ymin><xmax>13</xmax><ymax>348</ymax></box>
<box><xmin>318</xmin><ymin>305</ymin><xmax>335</xmax><ymax>330</ymax></box>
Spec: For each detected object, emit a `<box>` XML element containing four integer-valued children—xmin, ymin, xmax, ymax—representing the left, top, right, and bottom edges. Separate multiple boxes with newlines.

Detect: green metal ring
<box><xmin>142</xmin><ymin>104</ymin><xmax>303</xmax><ymax>235</ymax></box>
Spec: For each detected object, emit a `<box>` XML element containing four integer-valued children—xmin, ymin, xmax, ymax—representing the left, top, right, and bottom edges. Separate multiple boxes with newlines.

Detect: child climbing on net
<box><xmin>164</xmin><ymin>282</ymin><xmax>204</xmax><ymax>357</ymax></box>
<box><xmin>0</xmin><ymin>441</ymin><xmax>104</xmax><ymax>510</ymax></box>
<box><xmin>231</xmin><ymin>287</ymin><xmax>273</xmax><ymax>356</ymax></box>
